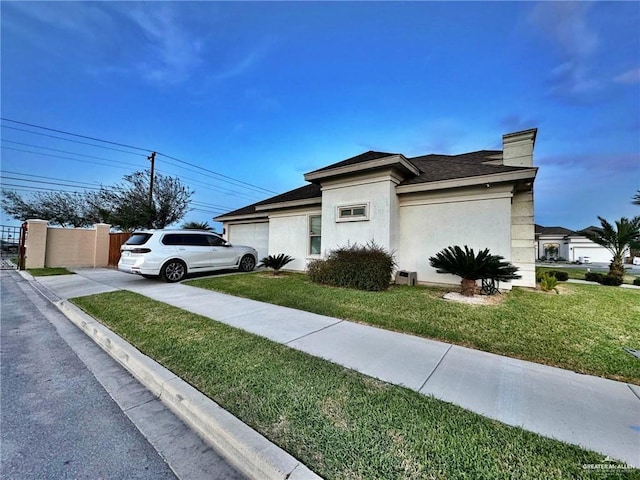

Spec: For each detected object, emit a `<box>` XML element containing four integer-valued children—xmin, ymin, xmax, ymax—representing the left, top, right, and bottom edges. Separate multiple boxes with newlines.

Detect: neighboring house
<box><xmin>535</xmin><ymin>225</ymin><xmax>617</xmax><ymax>263</ymax></box>
<box><xmin>216</xmin><ymin>129</ymin><xmax>539</xmax><ymax>288</ymax></box>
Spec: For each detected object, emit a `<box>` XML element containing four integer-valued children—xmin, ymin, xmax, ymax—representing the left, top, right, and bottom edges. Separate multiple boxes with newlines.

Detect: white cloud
<box><xmin>614</xmin><ymin>68</ymin><xmax>640</xmax><ymax>84</ymax></box>
<box><xmin>123</xmin><ymin>4</ymin><xmax>205</xmax><ymax>85</ymax></box>
<box><xmin>528</xmin><ymin>2</ymin><xmax>602</xmax><ymax>101</ymax></box>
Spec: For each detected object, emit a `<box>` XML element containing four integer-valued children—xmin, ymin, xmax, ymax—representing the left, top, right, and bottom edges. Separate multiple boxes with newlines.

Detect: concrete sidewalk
<box><xmin>34</xmin><ymin>269</ymin><xmax>640</xmax><ymax>468</ymax></box>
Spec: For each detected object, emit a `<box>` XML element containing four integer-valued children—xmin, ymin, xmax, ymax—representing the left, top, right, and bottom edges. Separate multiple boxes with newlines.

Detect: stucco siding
<box><xmin>397</xmin><ymin>195</ymin><xmax>513</xmax><ymax>288</ymax></box>
<box><xmin>321</xmin><ymin>175</ymin><xmax>398</xmax><ymax>254</ymax></box>
<box><xmin>268</xmin><ymin>208</ymin><xmax>322</xmax><ymax>271</ymax></box>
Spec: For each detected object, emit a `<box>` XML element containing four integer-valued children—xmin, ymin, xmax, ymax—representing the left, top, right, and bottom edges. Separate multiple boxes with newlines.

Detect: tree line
<box><xmin>1</xmin><ymin>170</ymin><xmax>193</xmax><ymax>231</ymax></box>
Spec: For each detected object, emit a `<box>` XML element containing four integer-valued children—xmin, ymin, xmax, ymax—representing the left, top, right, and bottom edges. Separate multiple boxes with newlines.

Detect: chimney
<box><xmin>502</xmin><ymin>128</ymin><xmax>537</xmax><ymax>167</ymax></box>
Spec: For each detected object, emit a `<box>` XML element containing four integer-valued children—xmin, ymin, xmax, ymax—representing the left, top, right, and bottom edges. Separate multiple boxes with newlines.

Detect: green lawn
<box><xmin>27</xmin><ymin>267</ymin><xmax>75</xmax><ymax>276</ymax></box>
<box><xmin>186</xmin><ymin>273</ymin><xmax>640</xmax><ymax>384</ymax></box>
<box><xmin>71</xmin><ymin>291</ymin><xmax>628</xmax><ymax>480</ymax></box>
<box><xmin>536</xmin><ymin>265</ymin><xmax>639</xmax><ymax>285</ymax></box>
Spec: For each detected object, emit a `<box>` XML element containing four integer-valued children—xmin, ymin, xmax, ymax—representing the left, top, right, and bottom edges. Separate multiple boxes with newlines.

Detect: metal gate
<box><xmin>1</xmin><ymin>223</ymin><xmax>26</xmax><ymax>270</ymax></box>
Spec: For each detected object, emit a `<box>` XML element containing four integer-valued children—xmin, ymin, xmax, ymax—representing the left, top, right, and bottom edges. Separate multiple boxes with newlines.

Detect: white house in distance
<box><xmin>216</xmin><ymin>129</ymin><xmax>539</xmax><ymax>289</ymax></box>
<box><xmin>535</xmin><ymin>225</ymin><xmax>615</xmax><ymax>263</ymax></box>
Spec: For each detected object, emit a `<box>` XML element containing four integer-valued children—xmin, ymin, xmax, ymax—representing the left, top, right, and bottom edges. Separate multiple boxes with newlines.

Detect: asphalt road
<box><xmin>1</xmin><ymin>271</ymin><xmax>245</xmax><ymax>479</ymax></box>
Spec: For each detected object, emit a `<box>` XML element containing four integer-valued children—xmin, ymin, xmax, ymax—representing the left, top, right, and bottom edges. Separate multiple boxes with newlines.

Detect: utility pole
<box><xmin>148</xmin><ymin>152</ymin><xmax>156</xmax><ymax>206</ymax></box>
<box><xmin>148</xmin><ymin>152</ymin><xmax>156</xmax><ymax>228</ymax></box>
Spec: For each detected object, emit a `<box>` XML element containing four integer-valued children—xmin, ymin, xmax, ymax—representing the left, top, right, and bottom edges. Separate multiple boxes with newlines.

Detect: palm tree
<box><xmin>259</xmin><ymin>253</ymin><xmax>294</xmax><ymax>276</ymax></box>
<box><xmin>429</xmin><ymin>245</ymin><xmax>521</xmax><ymax>296</ymax></box>
<box><xmin>181</xmin><ymin>221</ymin><xmax>213</xmax><ymax>231</ymax></box>
<box><xmin>583</xmin><ymin>216</ymin><xmax>640</xmax><ymax>277</ymax></box>
<box><xmin>633</xmin><ymin>191</ymin><xmax>640</xmax><ymax>206</ymax></box>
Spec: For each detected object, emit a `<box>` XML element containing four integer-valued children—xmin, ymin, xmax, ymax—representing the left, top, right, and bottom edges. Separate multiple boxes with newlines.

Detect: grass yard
<box><xmin>187</xmin><ymin>273</ymin><xmax>640</xmax><ymax>384</ymax></box>
<box><xmin>536</xmin><ymin>265</ymin><xmax>639</xmax><ymax>285</ymax></box>
<box><xmin>71</xmin><ymin>291</ymin><xmax>628</xmax><ymax>479</ymax></box>
<box><xmin>27</xmin><ymin>267</ymin><xmax>75</xmax><ymax>276</ymax></box>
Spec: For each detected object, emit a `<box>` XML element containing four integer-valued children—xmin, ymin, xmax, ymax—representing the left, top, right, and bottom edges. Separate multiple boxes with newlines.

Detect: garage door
<box><xmin>228</xmin><ymin>222</ymin><xmax>269</xmax><ymax>261</ymax></box>
<box><xmin>572</xmin><ymin>247</ymin><xmax>611</xmax><ymax>263</ymax></box>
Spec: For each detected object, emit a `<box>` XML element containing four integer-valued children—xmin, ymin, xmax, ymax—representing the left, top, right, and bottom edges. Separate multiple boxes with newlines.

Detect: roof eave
<box><xmin>304</xmin><ymin>154</ymin><xmax>420</xmax><ymax>183</ymax></box>
<box><xmin>255</xmin><ymin>197</ymin><xmax>322</xmax><ymax>212</ymax></box>
<box><xmin>396</xmin><ymin>168</ymin><xmax>538</xmax><ymax>194</ymax></box>
<box><xmin>214</xmin><ymin>212</ymin><xmax>268</xmax><ymax>223</ymax></box>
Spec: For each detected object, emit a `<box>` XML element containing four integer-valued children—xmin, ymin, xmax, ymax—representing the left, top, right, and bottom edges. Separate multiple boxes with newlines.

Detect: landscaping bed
<box><xmin>536</xmin><ymin>266</ymin><xmax>639</xmax><ymax>285</ymax></box>
<box><xmin>187</xmin><ymin>273</ymin><xmax>640</xmax><ymax>384</ymax></box>
<box><xmin>71</xmin><ymin>291</ymin><xmax>625</xmax><ymax>479</ymax></box>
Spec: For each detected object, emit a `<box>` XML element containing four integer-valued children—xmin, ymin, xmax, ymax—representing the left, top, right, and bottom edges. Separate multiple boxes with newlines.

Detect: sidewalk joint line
<box><xmin>418</xmin><ymin>344</ymin><xmax>452</xmax><ymax>392</ymax></box>
<box><xmin>628</xmin><ymin>384</ymin><xmax>640</xmax><ymax>402</ymax></box>
<box><xmin>285</xmin><ymin>319</ymin><xmax>344</xmax><ymax>345</ymax></box>
<box><xmin>124</xmin><ymin>396</ymin><xmax>158</xmax><ymax>412</ymax></box>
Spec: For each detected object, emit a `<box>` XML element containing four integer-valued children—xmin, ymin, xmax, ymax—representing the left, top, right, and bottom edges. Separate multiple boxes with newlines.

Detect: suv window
<box><xmin>126</xmin><ymin>233</ymin><xmax>153</xmax><ymax>245</ymax></box>
<box><xmin>208</xmin><ymin>235</ymin><xmax>226</xmax><ymax>247</ymax></box>
<box><xmin>162</xmin><ymin>233</ymin><xmax>212</xmax><ymax>247</ymax></box>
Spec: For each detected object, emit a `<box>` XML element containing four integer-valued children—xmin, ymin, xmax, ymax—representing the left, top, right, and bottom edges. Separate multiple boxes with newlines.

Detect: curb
<box><xmin>55</xmin><ymin>299</ymin><xmax>321</xmax><ymax>480</ymax></box>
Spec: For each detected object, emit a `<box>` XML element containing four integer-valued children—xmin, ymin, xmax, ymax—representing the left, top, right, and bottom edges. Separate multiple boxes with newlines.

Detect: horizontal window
<box><xmin>337</xmin><ymin>204</ymin><xmax>368</xmax><ymax>222</ymax></box>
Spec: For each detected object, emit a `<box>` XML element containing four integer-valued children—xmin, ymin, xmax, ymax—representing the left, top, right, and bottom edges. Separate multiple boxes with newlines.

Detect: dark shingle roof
<box><xmin>217</xmin><ymin>147</ymin><xmax>536</xmax><ymax>219</ymax></box>
<box><xmin>215</xmin><ymin>183</ymin><xmax>321</xmax><ymax>219</ymax></box>
<box><xmin>400</xmin><ymin>151</ymin><xmax>527</xmax><ymax>185</ymax></box>
<box><xmin>307</xmin><ymin>151</ymin><xmax>397</xmax><ymax>174</ymax></box>
<box><xmin>535</xmin><ymin>225</ymin><xmax>576</xmax><ymax>236</ymax></box>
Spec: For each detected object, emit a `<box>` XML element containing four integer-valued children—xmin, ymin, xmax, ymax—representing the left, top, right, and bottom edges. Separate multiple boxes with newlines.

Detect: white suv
<box><xmin>118</xmin><ymin>230</ymin><xmax>258</xmax><ymax>282</ymax></box>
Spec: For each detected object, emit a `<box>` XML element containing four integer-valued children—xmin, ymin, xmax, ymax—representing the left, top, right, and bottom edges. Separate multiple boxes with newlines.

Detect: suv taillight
<box><xmin>130</xmin><ymin>248</ymin><xmax>151</xmax><ymax>254</ymax></box>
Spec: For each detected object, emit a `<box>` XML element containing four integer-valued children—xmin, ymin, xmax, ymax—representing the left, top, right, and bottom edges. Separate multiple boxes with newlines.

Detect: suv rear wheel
<box><xmin>161</xmin><ymin>259</ymin><xmax>187</xmax><ymax>282</ymax></box>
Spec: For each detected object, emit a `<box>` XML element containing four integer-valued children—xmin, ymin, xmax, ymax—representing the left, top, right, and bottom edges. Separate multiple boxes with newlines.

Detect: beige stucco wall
<box><xmin>25</xmin><ymin>220</ymin><xmax>48</xmax><ymax>269</ymax></box>
<box><xmin>320</xmin><ymin>171</ymin><xmax>401</xmax><ymax>255</ymax></box>
<box><xmin>397</xmin><ymin>187</ymin><xmax>514</xmax><ymax>288</ymax></box>
<box><xmin>510</xmin><ymin>190</ymin><xmax>536</xmax><ymax>287</ymax></box>
<box><xmin>24</xmin><ymin>220</ymin><xmax>111</xmax><ymax>268</ymax></box>
<box><xmin>268</xmin><ymin>207</ymin><xmax>322</xmax><ymax>271</ymax></box>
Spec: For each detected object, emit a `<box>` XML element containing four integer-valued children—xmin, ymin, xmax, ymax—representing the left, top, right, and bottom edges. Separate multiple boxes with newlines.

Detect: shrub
<box><xmin>546</xmin><ymin>270</ymin><xmax>569</xmax><ymax>282</ymax></box>
<box><xmin>538</xmin><ymin>273</ymin><xmax>559</xmax><ymax>293</ymax></box>
<box><xmin>259</xmin><ymin>253</ymin><xmax>294</xmax><ymax>275</ymax></box>
<box><xmin>307</xmin><ymin>242</ymin><xmax>395</xmax><ymax>291</ymax></box>
<box><xmin>429</xmin><ymin>245</ymin><xmax>521</xmax><ymax>296</ymax></box>
<box><xmin>584</xmin><ymin>272</ymin><xmax>604</xmax><ymax>283</ymax></box>
<box><xmin>584</xmin><ymin>271</ymin><xmax>623</xmax><ymax>286</ymax></box>
<box><xmin>599</xmin><ymin>274</ymin><xmax>623</xmax><ymax>287</ymax></box>
<box><xmin>634</xmin><ymin>277</ymin><xmax>640</xmax><ymax>286</ymax></box>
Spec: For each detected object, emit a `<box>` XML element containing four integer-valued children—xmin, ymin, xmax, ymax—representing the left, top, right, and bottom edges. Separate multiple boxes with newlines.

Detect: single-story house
<box><xmin>216</xmin><ymin>129</ymin><xmax>539</xmax><ymax>289</ymax></box>
<box><xmin>535</xmin><ymin>225</ymin><xmax>615</xmax><ymax>263</ymax></box>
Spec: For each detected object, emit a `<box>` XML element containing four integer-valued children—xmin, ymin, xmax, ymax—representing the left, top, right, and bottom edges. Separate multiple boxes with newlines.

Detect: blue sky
<box><xmin>1</xmin><ymin>1</ymin><xmax>639</xmax><ymax>231</ymax></box>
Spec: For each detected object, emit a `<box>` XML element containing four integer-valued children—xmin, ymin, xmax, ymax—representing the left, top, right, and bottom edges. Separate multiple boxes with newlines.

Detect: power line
<box><xmin>1</xmin><ymin>125</ymin><xmax>148</xmax><ymax>157</ymax></box>
<box><xmin>1</xmin><ymin>146</ymin><xmax>142</xmax><ymax>171</ymax></box>
<box><xmin>1</xmin><ymin>170</ymin><xmax>103</xmax><ymax>188</ymax></box>
<box><xmin>1</xmin><ymin>117</ymin><xmax>151</xmax><ymax>152</ymax></box>
<box><xmin>1</xmin><ymin>117</ymin><xmax>278</xmax><ymax>195</ymax></box>
<box><xmin>156</xmin><ymin>152</ymin><xmax>278</xmax><ymax>195</ymax></box>
<box><xmin>1</xmin><ymin>139</ymin><xmax>147</xmax><ymax>167</ymax></box>
<box><xmin>1</xmin><ymin>176</ymin><xmax>103</xmax><ymax>191</ymax></box>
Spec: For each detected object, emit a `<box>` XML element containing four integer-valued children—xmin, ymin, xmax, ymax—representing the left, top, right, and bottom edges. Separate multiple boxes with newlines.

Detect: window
<box><xmin>125</xmin><ymin>233</ymin><xmax>152</xmax><ymax>246</ymax></box>
<box><xmin>309</xmin><ymin>215</ymin><xmax>321</xmax><ymax>255</ymax></box>
<box><xmin>337</xmin><ymin>204</ymin><xmax>368</xmax><ymax>222</ymax></box>
<box><xmin>207</xmin><ymin>235</ymin><xmax>226</xmax><ymax>247</ymax></box>
<box><xmin>162</xmin><ymin>234</ymin><xmax>209</xmax><ymax>246</ymax></box>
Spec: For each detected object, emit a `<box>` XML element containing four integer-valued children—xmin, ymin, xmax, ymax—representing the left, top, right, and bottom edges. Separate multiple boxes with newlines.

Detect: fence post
<box><xmin>25</xmin><ymin>219</ymin><xmax>48</xmax><ymax>269</ymax></box>
<box><xmin>93</xmin><ymin>223</ymin><xmax>111</xmax><ymax>267</ymax></box>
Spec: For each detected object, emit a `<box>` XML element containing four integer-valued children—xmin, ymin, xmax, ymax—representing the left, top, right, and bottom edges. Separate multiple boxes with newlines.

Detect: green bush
<box><xmin>547</xmin><ymin>270</ymin><xmax>569</xmax><ymax>282</ymax></box>
<box><xmin>599</xmin><ymin>274</ymin><xmax>623</xmax><ymax>286</ymax></box>
<box><xmin>584</xmin><ymin>272</ymin><xmax>604</xmax><ymax>283</ymax></box>
<box><xmin>307</xmin><ymin>242</ymin><xmax>395</xmax><ymax>291</ymax></box>
<box><xmin>584</xmin><ymin>271</ymin><xmax>623</xmax><ymax>286</ymax></box>
<box><xmin>538</xmin><ymin>273</ymin><xmax>558</xmax><ymax>293</ymax></box>
<box><xmin>634</xmin><ymin>277</ymin><xmax>640</xmax><ymax>286</ymax></box>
